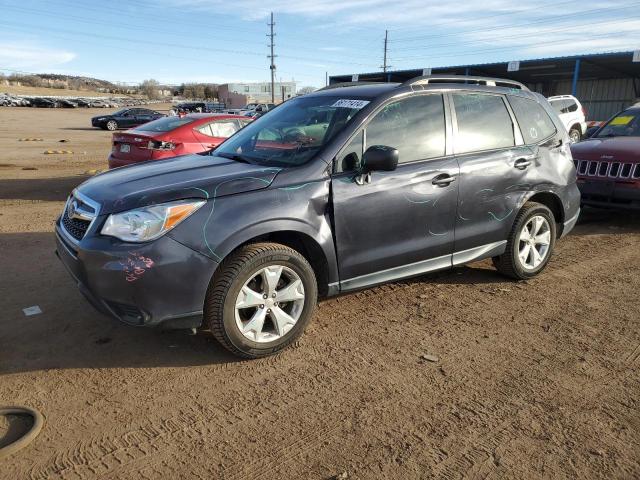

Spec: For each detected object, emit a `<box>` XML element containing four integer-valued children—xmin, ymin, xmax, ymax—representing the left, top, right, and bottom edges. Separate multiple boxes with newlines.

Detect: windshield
<box><xmin>213</xmin><ymin>95</ymin><xmax>367</xmax><ymax>167</ymax></box>
<box><xmin>113</xmin><ymin>108</ymin><xmax>129</xmax><ymax>116</ymax></box>
<box><xmin>596</xmin><ymin>110</ymin><xmax>640</xmax><ymax>138</ymax></box>
<box><xmin>134</xmin><ymin>116</ymin><xmax>194</xmax><ymax>132</ymax></box>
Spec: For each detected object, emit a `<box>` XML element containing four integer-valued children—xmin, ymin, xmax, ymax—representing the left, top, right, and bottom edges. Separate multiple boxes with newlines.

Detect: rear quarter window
<box><xmin>508</xmin><ymin>96</ymin><xmax>557</xmax><ymax>144</ymax></box>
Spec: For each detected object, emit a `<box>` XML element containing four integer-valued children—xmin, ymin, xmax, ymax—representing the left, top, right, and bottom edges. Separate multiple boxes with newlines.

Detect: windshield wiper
<box><xmin>215</xmin><ymin>152</ymin><xmax>255</xmax><ymax>164</ymax></box>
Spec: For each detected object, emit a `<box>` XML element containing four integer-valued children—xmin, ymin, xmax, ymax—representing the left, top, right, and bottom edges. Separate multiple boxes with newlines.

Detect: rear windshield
<box><xmin>134</xmin><ymin>117</ymin><xmax>195</xmax><ymax>132</ymax></box>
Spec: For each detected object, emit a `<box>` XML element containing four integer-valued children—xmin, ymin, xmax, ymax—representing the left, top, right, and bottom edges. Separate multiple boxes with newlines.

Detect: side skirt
<box><xmin>337</xmin><ymin>241</ymin><xmax>507</xmax><ymax>293</ymax></box>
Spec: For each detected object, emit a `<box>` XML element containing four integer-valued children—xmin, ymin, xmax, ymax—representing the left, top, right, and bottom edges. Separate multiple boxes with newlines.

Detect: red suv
<box><xmin>571</xmin><ymin>106</ymin><xmax>640</xmax><ymax>209</ymax></box>
<box><xmin>108</xmin><ymin>113</ymin><xmax>251</xmax><ymax>169</ymax></box>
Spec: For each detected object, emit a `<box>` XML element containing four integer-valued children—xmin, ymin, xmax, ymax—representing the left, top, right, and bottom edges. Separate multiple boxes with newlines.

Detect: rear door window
<box><xmin>508</xmin><ymin>96</ymin><xmax>557</xmax><ymax>144</ymax></box>
<box><xmin>452</xmin><ymin>93</ymin><xmax>515</xmax><ymax>153</ymax></box>
<box><xmin>199</xmin><ymin>120</ymin><xmax>239</xmax><ymax>138</ymax></box>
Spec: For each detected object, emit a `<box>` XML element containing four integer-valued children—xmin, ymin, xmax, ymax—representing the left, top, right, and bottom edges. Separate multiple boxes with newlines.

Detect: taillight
<box><xmin>147</xmin><ymin>140</ymin><xmax>176</xmax><ymax>150</ymax></box>
<box><xmin>582</xmin><ymin>106</ymin><xmax>588</xmax><ymax>117</ymax></box>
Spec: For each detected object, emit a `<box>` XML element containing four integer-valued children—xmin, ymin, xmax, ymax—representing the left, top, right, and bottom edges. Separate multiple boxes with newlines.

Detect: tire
<box><xmin>568</xmin><ymin>126</ymin><xmax>581</xmax><ymax>143</ymax></box>
<box><xmin>106</xmin><ymin>120</ymin><xmax>118</xmax><ymax>131</ymax></box>
<box><xmin>204</xmin><ymin>242</ymin><xmax>318</xmax><ymax>359</ymax></box>
<box><xmin>492</xmin><ymin>202</ymin><xmax>556</xmax><ymax>280</ymax></box>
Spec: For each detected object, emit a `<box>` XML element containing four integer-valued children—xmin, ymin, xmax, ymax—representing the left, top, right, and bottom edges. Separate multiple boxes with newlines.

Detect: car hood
<box><xmin>76</xmin><ymin>154</ymin><xmax>281</xmax><ymax>214</ymax></box>
<box><xmin>570</xmin><ymin>137</ymin><xmax>640</xmax><ymax>163</ymax></box>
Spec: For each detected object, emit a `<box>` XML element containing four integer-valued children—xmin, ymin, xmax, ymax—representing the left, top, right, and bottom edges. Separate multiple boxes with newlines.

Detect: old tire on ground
<box><xmin>106</xmin><ymin>120</ymin><xmax>118</xmax><ymax>131</ymax></box>
<box><xmin>492</xmin><ymin>202</ymin><xmax>556</xmax><ymax>280</ymax></box>
<box><xmin>568</xmin><ymin>126</ymin><xmax>581</xmax><ymax>143</ymax></box>
<box><xmin>204</xmin><ymin>242</ymin><xmax>318</xmax><ymax>359</ymax></box>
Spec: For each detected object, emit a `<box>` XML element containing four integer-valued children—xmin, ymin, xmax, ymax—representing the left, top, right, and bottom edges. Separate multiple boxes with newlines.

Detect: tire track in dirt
<box><xmin>23</xmin><ymin>227</ymin><xmax>640</xmax><ymax>480</ymax></box>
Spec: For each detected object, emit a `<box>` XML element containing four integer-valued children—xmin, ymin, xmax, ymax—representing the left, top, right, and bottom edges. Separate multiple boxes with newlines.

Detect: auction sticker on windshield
<box><xmin>331</xmin><ymin>99</ymin><xmax>370</xmax><ymax>109</ymax></box>
<box><xmin>610</xmin><ymin>115</ymin><xmax>635</xmax><ymax>126</ymax></box>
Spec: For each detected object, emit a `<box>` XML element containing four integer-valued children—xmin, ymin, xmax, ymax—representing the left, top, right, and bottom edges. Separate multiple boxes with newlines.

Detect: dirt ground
<box><xmin>0</xmin><ymin>106</ymin><xmax>639</xmax><ymax>480</ymax></box>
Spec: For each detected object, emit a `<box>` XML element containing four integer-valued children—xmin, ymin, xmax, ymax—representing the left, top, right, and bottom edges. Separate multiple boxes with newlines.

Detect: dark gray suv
<box><xmin>56</xmin><ymin>75</ymin><xmax>580</xmax><ymax>358</ymax></box>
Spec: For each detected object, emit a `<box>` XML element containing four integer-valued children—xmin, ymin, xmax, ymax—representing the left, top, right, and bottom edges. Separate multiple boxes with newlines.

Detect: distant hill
<box><xmin>0</xmin><ymin>72</ymin><xmax>136</xmax><ymax>94</ymax></box>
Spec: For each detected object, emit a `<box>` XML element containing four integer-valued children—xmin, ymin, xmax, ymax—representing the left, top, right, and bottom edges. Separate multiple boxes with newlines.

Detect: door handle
<box><xmin>432</xmin><ymin>174</ymin><xmax>456</xmax><ymax>187</ymax></box>
<box><xmin>514</xmin><ymin>158</ymin><xmax>532</xmax><ymax>170</ymax></box>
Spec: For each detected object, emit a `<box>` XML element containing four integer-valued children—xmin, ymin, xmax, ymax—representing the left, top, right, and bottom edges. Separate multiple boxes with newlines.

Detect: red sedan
<box><xmin>108</xmin><ymin>113</ymin><xmax>251</xmax><ymax>169</ymax></box>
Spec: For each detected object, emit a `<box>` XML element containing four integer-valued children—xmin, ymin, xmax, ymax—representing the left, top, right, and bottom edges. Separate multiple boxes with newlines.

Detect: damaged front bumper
<box><xmin>55</xmin><ymin>222</ymin><xmax>218</xmax><ymax>329</ymax></box>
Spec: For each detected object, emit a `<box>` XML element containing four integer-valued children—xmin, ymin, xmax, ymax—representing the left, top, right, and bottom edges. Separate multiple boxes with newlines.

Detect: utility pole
<box><xmin>267</xmin><ymin>12</ymin><xmax>276</xmax><ymax>104</ymax></box>
<box><xmin>382</xmin><ymin>29</ymin><xmax>389</xmax><ymax>73</ymax></box>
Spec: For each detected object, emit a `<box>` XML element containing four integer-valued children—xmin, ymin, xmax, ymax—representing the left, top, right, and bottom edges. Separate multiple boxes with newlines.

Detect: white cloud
<box><xmin>0</xmin><ymin>42</ymin><xmax>76</xmax><ymax>70</ymax></box>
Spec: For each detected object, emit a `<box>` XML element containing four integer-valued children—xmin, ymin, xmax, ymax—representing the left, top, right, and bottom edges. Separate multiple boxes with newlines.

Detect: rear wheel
<box><xmin>493</xmin><ymin>202</ymin><xmax>556</xmax><ymax>280</ymax></box>
<box><xmin>106</xmin><ymin>120</ymin><xmax>118</xmax><ymax>131</ymax></box>
<box><xmin>568</xmin><ymin>126</ymin><xmax>581</xmax><ymax>143</ymax></box>
<box><xmin>204</xmin><ymin>242</ymin><xmax>318</xmax><ymax>358</ymax></box>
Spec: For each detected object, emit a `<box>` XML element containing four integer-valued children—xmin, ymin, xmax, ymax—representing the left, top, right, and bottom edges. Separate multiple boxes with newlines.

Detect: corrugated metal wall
<box><xmin>548</xmin><ymin>78</ymin><xmax>637</xmax><ymax>121</ymax></box>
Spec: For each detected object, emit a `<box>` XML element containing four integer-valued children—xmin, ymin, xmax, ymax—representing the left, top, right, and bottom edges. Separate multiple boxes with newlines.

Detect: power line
<box><xmin>387</xmin><ymin>0</ymin><xmax>578</xmax><ymax>35</ymax></box>
<box><xmin>0</xmin><ymin>20</ymin><xmax>378</xmax><ymax>68</ymax></box>
<box><xmin>46</xmin><ymin>0</ymin><xmax>264</xmax><ymax>35</ymax></box>
<box><xmin>1</xmin><ymin>4</ymin><xmax>267</xmax><ymax>48</ymax></box>
<box><xmin>390</xmin><ymin>16</ymin><xmax>640</xmax><ymax>53</ymax></box>
<box><xmin>390</xmin><ymin>31</ymin><xmax>640</xmax><ymax>62</ymax></box>
<box><xmin>388</xmin><ymin>2</ymin><xmax>640</xmax><ymax>43</ymax></box>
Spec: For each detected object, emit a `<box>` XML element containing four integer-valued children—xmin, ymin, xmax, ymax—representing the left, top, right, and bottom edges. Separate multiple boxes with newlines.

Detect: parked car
<box><xmin>174</xmin><ymin>102</ymin><xmax>226</xmax><ymax>113</ymax></box>
<box><xmin>570</xmin><ymin>106</ymin><xmax>640</xmax><ymax>209</ymax></box>
<box><xmin>108</xmin><ymin>113</ymin><xmax>251</xmax><ymax>169</ymax></box>
<box><xmin>91</xmin><ymin>108</ymin><xmax>164</xmax><ymax>131</ymax></box>
<box><xmin>227</xmin><ymin>103</ymin><xmax>275</xmax><ymax>116</ymax></box>
<box><xmin>30</xmin><ymin>98</ymin><xmax>58</xmax><ymax>108</ymax></box>
<box><xmin>56</xmin><ymin>75</ymin><xmax>579</xmax><ymax>358</ymax></box>
<box><xmin>58</xmin><ymin>99</ymin><xmax>78</xmax><ymax>108</ymax></box>
<box><xmin>548</xmin><ymin>95</ymin><xmax>587</xmax><ymax>143</ymax></box>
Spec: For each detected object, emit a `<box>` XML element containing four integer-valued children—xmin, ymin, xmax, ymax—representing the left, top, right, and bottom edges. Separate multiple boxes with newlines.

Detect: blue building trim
<box><xmin>571</xmin><ymin>58</ymin><xmax>581</xmax><ymax>96</ymax></box>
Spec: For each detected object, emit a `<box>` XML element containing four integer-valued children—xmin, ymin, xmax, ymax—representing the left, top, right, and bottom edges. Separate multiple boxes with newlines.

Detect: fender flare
<box><xmin>211</xmin><ymin>217</ymin><xmax>339</xmax><ymax>286</ymax></box>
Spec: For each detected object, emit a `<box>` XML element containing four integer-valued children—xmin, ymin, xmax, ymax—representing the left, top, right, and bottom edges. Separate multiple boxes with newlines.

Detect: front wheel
<box><xmin>106</xmin><ymin>120</ymin><xmax>118</xmax><ymax>131</ymax></box>
<box><xmin>568</xmin><ymin>127</ymin><xmax>581</xmax><ymax>143</ymax></box>
<box><xmin>493</xmin><ymin>202</ymin><xmax>556</xmax><ymax>280</ymax></box>
<box><xmin>204</xmin><ymin>243</ymin><xmax>318</xmax><ymax>358</ymax></box>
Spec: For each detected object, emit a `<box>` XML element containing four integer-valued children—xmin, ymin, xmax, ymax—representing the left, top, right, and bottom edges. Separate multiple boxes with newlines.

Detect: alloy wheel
<box><xmin>234</xmin><ymin>265</ymin><xmax>305</xmax><ymax>343</ymax></box>
<box><xmin>569</xmin><ymin>130</ymin><xmax>581</xmax><ymax>143</ymax></box>
<box><xmin>517</xmin><ymin>215</ymin><xmax>551</xmax><ymax>270</ymax></box>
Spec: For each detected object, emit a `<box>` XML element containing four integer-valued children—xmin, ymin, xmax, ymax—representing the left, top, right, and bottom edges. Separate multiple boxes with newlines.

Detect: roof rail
<box><xmin>402</xmin><ymin>75</ymin><xmax>529</xmax><ymax>91</ymax></box>
<box><xmin>317</xmin><ymin>81</ymin><xmax>385</xmax><ymax>91</ymax></box>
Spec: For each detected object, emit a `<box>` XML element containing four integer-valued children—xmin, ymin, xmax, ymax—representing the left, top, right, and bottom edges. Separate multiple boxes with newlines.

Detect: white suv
<box><xmin>548</xmin><ymin>95</ymin><xmax>587</xmax><ymax>143</ymax></box>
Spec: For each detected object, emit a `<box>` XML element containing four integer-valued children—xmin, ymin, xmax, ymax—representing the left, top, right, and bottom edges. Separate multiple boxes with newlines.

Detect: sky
<box><xmin>0</xmin><ymin>0</ymin><xmax>639</xmax><ymax>88</ymax></box>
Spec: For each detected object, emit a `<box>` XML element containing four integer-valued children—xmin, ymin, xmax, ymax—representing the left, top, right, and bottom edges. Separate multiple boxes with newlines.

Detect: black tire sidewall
<box><xmin>221</xmin><ymin>250</ymin><xmax>317</xmax><ymax>356</ymax></box>
<box><xmin>510</xmin><ymin>205</ymin><xmax>556</xmax><ymax>278</ymax></box>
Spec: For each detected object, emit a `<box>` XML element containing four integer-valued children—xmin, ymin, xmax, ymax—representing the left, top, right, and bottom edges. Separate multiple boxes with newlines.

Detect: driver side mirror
<box><xmin>362</xmin><ymin>145</ymin><xmax>399</xmax><ymax>172</ymax></box>
<box><xmin>355</xmin><ymin>145</ymin><xmax>399</xmax><ymax>185</ymax></box>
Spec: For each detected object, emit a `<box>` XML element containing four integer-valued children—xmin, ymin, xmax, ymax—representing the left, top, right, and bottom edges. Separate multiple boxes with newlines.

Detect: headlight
<box><xmin>101</xmin><ymin>199</ymin><xmax>205</xmax><ymax>242</ymax></box>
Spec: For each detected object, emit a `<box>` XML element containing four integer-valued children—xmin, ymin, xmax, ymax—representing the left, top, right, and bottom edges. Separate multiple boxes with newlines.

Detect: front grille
<box><xmin>61</xmin><ymin>208</ymin><xmax>90</xmax><ymax>241</ymax></box>
<box><xmin>576</xmin><ymin>159</ymin><xmax>640</xmax><ymax>180</ymax></box>
<box><xmin>60</xmin><ymin>191</ymin><xmax>99</xmax><ymax>242</ymax></box>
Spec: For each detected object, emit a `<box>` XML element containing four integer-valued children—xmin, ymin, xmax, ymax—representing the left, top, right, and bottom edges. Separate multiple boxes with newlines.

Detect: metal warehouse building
<box><xmin>329</xmin><ymin>51</ymin><xmax>640</xmax><ymax>122</ymax></box>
